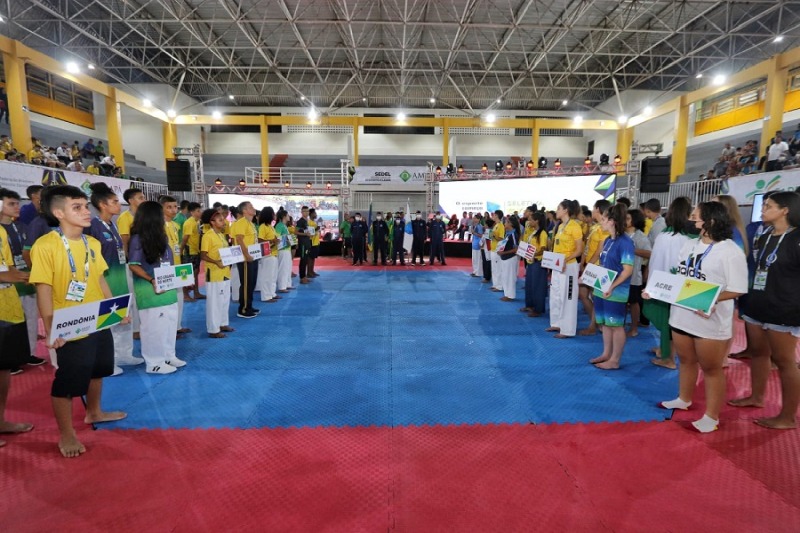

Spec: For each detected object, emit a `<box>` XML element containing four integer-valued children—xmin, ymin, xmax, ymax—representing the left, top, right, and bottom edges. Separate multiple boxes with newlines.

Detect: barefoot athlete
<box><xmin>29</xmin><ymin>185</ymin><xmax>127</xmax><ymax>458</ymax></box>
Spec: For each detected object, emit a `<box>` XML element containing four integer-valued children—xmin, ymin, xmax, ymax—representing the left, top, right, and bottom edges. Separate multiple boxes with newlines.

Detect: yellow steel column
<box><xmin>162</xmin><ymin>121</ymin><xmax>177</xmax><ymax>161</ymax></box>
<box><xmin>531</xmin><ymin>120</ymin><xmax>540</xmax><ymax>163</ymax></box>
<box><xmin>671</xmin><ymin>97</ymin><xmax>689</xmax><ymax>182</ymax></box>
<box><xmin>105</xmin><ymin>87</ymin><xmax>125</xmax><ymax>172</ymax></box>
<box><xmin>442</xmin><ymin>118</ymin><xmax>449</xmax><ymax>167</ymax></box>
<box><xmin>2</xmin><ymin>45</ymin><xmax>33</xmax><ymax>155</ymax></box>
<box><xmin>760</xmin><ymin>57</ymin><xmax>788</xmax><ymax>153</ymax></box>
<box><xmin>352</xmin><ymin>117</ymin><xmax>359</xmax><ymax>166</ymax></box>
<box><xmin>260</xmin><ymin>116</ymin><xmax>270</xmax><ymax>171</ymax></box>
<box><xmin>615</xmin><ymin>127</ymin><xmax>633</xmax><ymax>176</ymax></box>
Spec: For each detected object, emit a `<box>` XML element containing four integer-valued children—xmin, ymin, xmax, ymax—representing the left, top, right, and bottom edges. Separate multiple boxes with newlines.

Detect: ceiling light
<box><xmin>505</xmin><ymin>162</ymin><xmax>513</xmax><ymax>171</ymax></box>
<box><xmin>87</xmin><ymin>64</ymin><xmax>95</xmax><ymax>70</ymax></box>
<box><xmin>212</xmin><ymin>111</ymin><xmax>222</xmax><ymax>119</ymax></box>
<box><xmin>481</xmin><ymin>163</ymin><xmax>488</xmax><ymax>172</ymax></box>
<box><xmin>618</xmin><ymin>115</ymin><xmax>628</xmax><ymax>125</ymax></box>
<box><xmin>228</xmin><ymin>94</ymin><xmax>235</xmax><ymax>100</ymax></box>
<box><xmin>284</xmin><ymin>180</ymin><xmax>290</xmax><ymax>188</ymax></box>
<box><xmin>485</xmin><ymin>113</ymin><xmax>496</xmax><ymax>123</ymax></box>
<box><xmin>66</xmin><ymin>62</ymin><xmax>80</xmax><ymax>74</ymax></box>
<box><xmin>167</xmin><ymin>109</ymin><xmax>177</xmax><ymax>118</ymax></box>
<box><xmin>457</xmin><ymin>165</ymin><xmax>464</xmax><ymax>174</ymax></box>
<box><xmin>397</xmin><ymin>112</ymin><xmax>406</xmax><ymax>121</ymax></box>
<box><xmin>429</xmin><ymin>97</ymin><xmax>436</xmax><ymax>104</ymax></box>
<box><xmin>300</xmin><ymin>96</ymin><xmax>306</xmax><ymax>101</ymax></box>
<box><xmin>573</xmin><ymin>115</ymin><xmax>583</xmax><ymax>124</ymax></box>
<box><xmin>643</xmin><ymin>106</ymin><xmax>653</xmax><ymax>115</ymax></box>
<box><xmin>362</xmin><ymin>97</ymin><xmax>367</xmax><ymax>102</ymax></box>
<box><xmin>774</xmin><ymin>36</ymin><xmax>784</xmax><ymax>43</ymax></box>
<box><xmin>0</xmin><ymin>16</ymin><xmax>4</xmax><ymax>23</ymax></box>
<box><xmin>562</xmin><ymin>99</ymin><xmax>568</xmax><ymax>106</ymax></box>
<box><xmin>435</xmin><ymin>166</ymin><xmax>442</xmax><ymax>175</ymax></box>
<box><xmin>712</xmin><ymin>74</ymin><xmax>726</xmax><ymax>86</ymax></box>
<box><xmin>308</xmin><ymin>108</ymin><xmax>319</xmax><ymax>120</ymax></box>
<box><xmin>142</xmin><ymin>99</ymin><xmax>152</xmax><ymax>107</ymax></box>
<box><xmin>695</xmin><ymin>73</ymin><xmax>703</xmax><ymax>79</ymax></box>
<box><xmin>262</xmin><ymin>178</ymin><xmax>269</xmax><ymax>185</ymax></box>
<box><xmin>614</xmin><ymin>154</ymin><xmax>622</xmax><ymax>164</ymax></box>
<box><xmin>553</xmin><ymin>158</ymin><xmax>561</xmax><ymax>168</ymax></box>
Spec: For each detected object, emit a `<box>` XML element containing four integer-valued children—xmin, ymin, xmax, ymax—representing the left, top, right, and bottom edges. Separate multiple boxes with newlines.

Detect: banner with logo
<box><xmin>644</xmin><ymin>270</ymin><xmax>722</xmax><ymax>314</ymax></box>
<box><xmin>49</xmin><ymin>294</ymin><xmax>131</xmax><ymax>344</ymax></box>
<box><xmin>0</xmin><ymin>161</ymin><xmax>134</xmax><ymax>203</ymax></box>
<box><xmin>351</xmin><ymin>166</ymin><xmax>428</xmax><ymax>189</ymax></box>
<box><xmin>725</xmin><ymin>168</ymin><xmax>800</xmax><ymax>205</ymax></box>
<box><xmin>153</xmin><ymin>264</ymin><xmax>195</xmax><ymax>292</ymax></box>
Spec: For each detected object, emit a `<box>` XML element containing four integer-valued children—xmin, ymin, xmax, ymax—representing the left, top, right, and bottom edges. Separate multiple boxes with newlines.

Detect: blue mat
<box><xmin>102</xmin><ymin>270</ymin><xmax>677</xmax><ymax>429</ymax></box>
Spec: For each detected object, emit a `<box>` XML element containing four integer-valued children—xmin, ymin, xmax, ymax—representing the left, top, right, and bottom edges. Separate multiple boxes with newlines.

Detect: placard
<box><xmin>49</xmin><ymin>294</ymin><xmax>131</xmax><ymax>344</ymax></box>
<box><xmin>219</xmin><ymin>245</ymin><xmax>245</xmax><ymax>266</ymax></box>
<box><xmin>516</xmin><ymin>241</ymin><xmax>536</xmax><ymax>261</ymax></box>
<box><xmin>541</xmin><ymin>251</ymin><xmax>566</xmax><ymax>270</ymax></box>
<box><xmin>154</xmin><ymin>264</ymin><xmax>195</xmax><ymax>292</ymax></box>
<box><xmin>580</xmin><ymin>263</ymin><xmax>618</xmax><ymax>293</ymax></box>
<box><xmin>644</xmin><ymin>270</ymin><xmax>723</xmax><ymax>314</ymax></box>
<box><xmin>247</xmin><ymin>243</ymin><xmax>263</xmax><ymax>260</ymax></box>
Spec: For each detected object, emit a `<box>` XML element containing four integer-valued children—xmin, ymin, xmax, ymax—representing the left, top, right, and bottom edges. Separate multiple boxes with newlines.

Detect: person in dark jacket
<box><xmin>411</xmin><ymin>211</ymin><xmax>427</xmax><ymax>265</ymax></box>
<box><xmin>371</xmin><ymin>213</ymin><xmax>389</xmax><ymax>265</ymax></box>
<box><xmin>350</xmin><ymin>213</ymin><xmax>369</xmax><ymax>265</ymax></box>
<box><xmin>391</xmin><ymin>214</ymin><xmax>406</xmax><ymax>265</ymax></box>
<box><xmin>428</xmin><ymin>212</ymin><xmax>447</xmax><ymax>265</ymax></box>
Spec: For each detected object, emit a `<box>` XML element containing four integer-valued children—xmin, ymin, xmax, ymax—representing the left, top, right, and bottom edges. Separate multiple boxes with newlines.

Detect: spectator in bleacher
<box><xmin>43</xmin><ymin>147</ymin><xmax>64</xmax><ymax>168</ymax></box>
<box><xmin>0</xmin><ymin>135</ymin><xmax>12</xmax><ymax>155</ymax></box>
<box><xmin>721</xmin><ymin>143</ymin><xmax>735</xmax><ymax>158</ymax></box>
<box><xmin>85</xmin><ymin>161</ymin><xmax>100</xmax><ymax>175</ymax></box>
<box><xmin>66</xmin><ymin>160</ymin><xmax>84</xmax><ymax>173</ymax></box>
<box><xmin>94</xmin><ymin>141</ymin><xmax>107</xmax><ymax>161</ymax></box>
<box><xmin>70</xmin><ymin>141</ymin><xmax>81</xmax><ymax>161</ymax></box>
<box><xmin>766</xmin><ymin>133</ymin><xmax>789</xmax><ymax>172</ymax></box>
<box><xmin>81</xmin><ymin>138</ymin><xmax>96</xmax><ymax>159</ymax></box>
<box><xmin>100</xmin><ymin>154</ymin><xmax>116</xmax><ymax>176</ymax></box>
<box><xmin>27</xmin><ymin>145</ymin><xmax>44</xmax><ymax>165</ymax></box>
<box><xmin>713</xmin><ymin>156</ymin><xmax>728</xmax><ymax>178</ymax></box>
<box><xmin>56</xmin><ymin>142</ymin><xmax>72</xmax><ymax>165</ymax></box>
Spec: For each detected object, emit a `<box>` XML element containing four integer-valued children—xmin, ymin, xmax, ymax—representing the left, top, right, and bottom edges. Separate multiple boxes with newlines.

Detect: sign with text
<box><xmin>49</xmin><ymin>294</ymin><xmax>131</xmax><ymax>344</ymax></box>
<box><xmin>154</xmin><ymin>264</ymin><xmax>194</xmax><ymax>292</ymax></box>
<box><xmin>516</xmin><ymin>241</ymin><xmax>536</xmax><ymax>261</ymax></box>
<box><xmin>219</xmin><ymin>245</ymin><xmax>245</xmax><ymax>266</ymax></box>
<box><xmin>541</xmin><ymin>251</ymin><xmax>566</xmax><ymax>270</ymax></box>
<box><xmin>0</xmin><ymin>161</ymin><xmax>133</xmax><ymax>204</ymax></box>
<box><xmin>581</xmin><ymin>263</ymin><xmax>618</xmax><ymax>293</ymax></box>
<box><xmin>645</xmin><ymin>270</ymin><xmax>722</xmax><ymax>314</ymax></box>
<box><xmin>351</xmin><ymin>166</ymin><xmax>428</xmax><ymax>189</ymax></box>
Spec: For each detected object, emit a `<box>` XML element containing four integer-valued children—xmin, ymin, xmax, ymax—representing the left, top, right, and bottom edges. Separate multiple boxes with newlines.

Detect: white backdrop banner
<box><xmin>0</xmin><ymin>161</ymin><xmax>132</xmax><ymax>202</ymax></box>
<box><xmin>725</xmin><ymin>168</ymin><xmax>800</xmax><ymax>205</ymax></box>
<box><xmin>351</xmin><ymin>166</ymin><xmax>428</xmax><ymax>189</ymax></box>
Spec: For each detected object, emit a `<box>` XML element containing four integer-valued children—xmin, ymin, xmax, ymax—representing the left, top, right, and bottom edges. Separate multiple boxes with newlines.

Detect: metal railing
<box><xmin>617</xmin><ymin>178</ymin><xmax>724</xmax><ymax>207</ymax></box>
<box><xmin>244</xmin><ymin>167</ymin><xmax>344</xmax><ymax>186</ymax></box>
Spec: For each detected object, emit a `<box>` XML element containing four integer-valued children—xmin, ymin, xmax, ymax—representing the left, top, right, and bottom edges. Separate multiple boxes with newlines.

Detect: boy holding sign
<box><xmin>29</xmin><ymin>186</ymin><xmax>127</xmax><ymax>458</ymax></box>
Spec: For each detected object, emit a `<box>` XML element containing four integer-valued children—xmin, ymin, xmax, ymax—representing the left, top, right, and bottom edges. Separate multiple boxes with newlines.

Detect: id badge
<box><xmin>160</xmin><ymin>261</ymin><xmax>172</xmax><ymax>268</ymax></box>
<box><xmin>0</xmin><ymin>264</ymin><xmax>10</xmax><ymax>289</ymax></box>
<box><xmin>117</xmin><ymin>248</ymin><xmax>127</xmax><ymax>264</ymax></box>
<box><xmin>13</xmin><ymin>254</ymin><xmax>26</xmax><ymax>269</ymax></box>
<box><xmin>66</xmin><ymin>280</ymin><xmax>87</xmax><ymax>302</ymax></box>
<box><xmin>752</xmin><ymin>269</ymin><xmax>768</xmax><ymax>291</ymax></box>
<box><xmin>173</xmin><ymin>245</ymin><xmax>181</xmax><ymax>257</ymax></box>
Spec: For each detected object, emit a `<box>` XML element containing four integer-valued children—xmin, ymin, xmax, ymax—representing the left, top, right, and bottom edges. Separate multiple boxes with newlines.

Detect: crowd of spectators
<box><xmin>704</xmin><ymin>126</ymin><xmax>800</xmax><ymax>180</ymax></box>
<box><xmin>0</xmin><ymin>135</ymin><xmax>126</xmax><ymax>178</ymax></box>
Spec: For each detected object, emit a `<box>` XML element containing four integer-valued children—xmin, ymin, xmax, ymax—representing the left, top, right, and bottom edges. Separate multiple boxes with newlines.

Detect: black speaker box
<box><xmin>166</xmin><ymin>159</ymin><xmax>192</xmax><ymax>191</ymax></box>
<box><xmin>640</xmin><ymin>157</ymin><xmax>671</xmax><ymax>193</ymax></box>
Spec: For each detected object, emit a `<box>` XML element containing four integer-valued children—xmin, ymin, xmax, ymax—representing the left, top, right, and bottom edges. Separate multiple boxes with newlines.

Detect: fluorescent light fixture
<box><xmin>362</xmin><ymin>97</ymin><xmax>367</xmax><ymax>102</ymax></box>
<box><xmin>695</xmin><ymin>73</ymin><xmax>703</xmax><ymax>79</ymax></box>
<box><xmin>212</xmin><ymin>111</ymin><xmax>222</xmax><ymax>119</ymax></box>
<box><xmin>300</xmin><ymin>96</ymin><xmax>306</xmax><ymax>101</ymax></box>
<box><xmin>618</xmin><ymin>115</ymin><xmax>628</xmax><ymax>125</ymax></box>
<box><xmin>228</xmin><ymin>94</ymin><xmax>235</xmax><ymax>100</ymax></box>
<box><xmin>496</xmin><ymin>98</ymin><xmax>502</xmax><ymax>104</ymax></box>
<box><xmin>562</xmin><ymin>99</ymin><xmax>568</xmax><ymax>106</ymax></box>
<box><xmin>712</xmin><ymin>74</ymin><xmax>726</xmax><ymax>86</ymax></box>
<box><xmin>396</xmin><ymin>112</ymin><xmax>406</xmax><ymax>121</ymax></box>
<box><xmin>66</xmin><ymin>62</ymin><xmax>79</xmax><ymax>74</ymax></box>
<box><xmin>485</xmin><ymin>113</ymin><xmax>496</xmax><ymax>123</ymax></box>
<box><xmin>429</xmin><ymin>97</ymin><xmax>436</xmax><ymax>104</ymax></box>
<box><xmin>142</xmin><ymin>99</ymin><xmax>152</xmax><ymax>107</ymax></box>
<box><xmin>87</xmin><ymin>64</ymin><xmax>95</xmax><ymax>70</ymax></box>
<box><xmin>167</xmin><ymin>109</ymin><xmax>177</xmax><ymax>118</ymax></box>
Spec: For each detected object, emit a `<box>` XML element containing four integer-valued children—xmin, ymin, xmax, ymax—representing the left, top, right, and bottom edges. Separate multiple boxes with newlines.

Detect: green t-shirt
<box><xmin>340</xmin><ymin>220</ymin><xmax>351</xmax><ymax>238</ymax></box>
<box><xmin>173</xmin><ymin>212</ymin><xmax>187</xmax><ymax>241</ymax></box>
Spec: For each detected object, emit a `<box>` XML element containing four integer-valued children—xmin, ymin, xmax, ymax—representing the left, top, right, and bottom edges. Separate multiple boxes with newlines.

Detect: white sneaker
<box><xmin>147</xmin><ymin>364</ymin><xmax>177</xmax><ymax>374</ymax></box>
<box><xmin>117</xmin><ymin>355</ymin><xmax>144</xmax><ymax>366</ymax></box>
<box><xmin>165</xmin><ymin>357</ymin><xmax>187</xmax><ymax>368</ymax></box>
<box><xmin>112</xmin><ymin>365</ymin><xmax>124</xmax><ymax>376</ymax></box>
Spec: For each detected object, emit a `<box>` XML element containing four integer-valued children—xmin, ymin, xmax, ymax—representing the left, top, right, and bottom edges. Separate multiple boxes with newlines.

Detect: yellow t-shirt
<box><xmin>223</xmin><ymin>219</ymin><xmax>231</xmax><ymax>236</ymax></box>
<box><xmin>492</xmin><ymin>223</ymin><xmax>505</xmax><ymax>242</ymax></box>
<box><xmin>117</xmin><ymin>210</ymin><xmax>134</xmax><ymax>236</ymax></box>
<box><xmin>258</xmin><ymin>224</ymin><xmax>280</xmax><ymax>257</ymax></box>
<box><xmin>200</xmin><ymin>229</ymin><xmax>231</xmax><ymax>282</ymax></box>
<box><xmin>644</xmin><ymin>218</ymin><xmax>653</xmax><ymax>235</ymax></box>
<box><xmin>553</xmin><ymin>219</ymin><xmax>583</xmax><ymax>264</ymax></box>
<box><xmin>584</xmin><ymin>223</ymin><xmax>610</xmax><ymax>266</ymax></box>
<box><xmin>165</xmin><ymin>220</ymin><xmax>181</xmax><ymax>265</ymax></box>
<box><xmin>29</xmin><ymin>231</ymin><xmax>108</xmax><ymax>311</ymax></box>
<box><xmin>521</xmin><ymin>223</ymin><xmax>535</xmax><ymax>244</ymax></box>
<box><xmin>87</xmin><ymin>165</ymin><xmax>100</xmax><ymax>175</ymax></box>
<box><xmin>231</xmin><ymin>218</ymin><xmax>257</xmax><ymax>247</ymax></box>
<box><xmin>524</xmin><ymin>229</ymin><xmax>549</xmax><ymax>263</ymax></box>
<box><xmin>183</xmin><ymin>217</ymin><xmax>201</xmax><ymax>255</ymax></box>
<box><xmin>309</xmin><ymin>219</ymin><xmax>320</xmax><ymax>246</ymax></box>
<box><xmin>0</xmin><ymin>226</ymin><xmax>24</xmax><ymax>324</ymax></box>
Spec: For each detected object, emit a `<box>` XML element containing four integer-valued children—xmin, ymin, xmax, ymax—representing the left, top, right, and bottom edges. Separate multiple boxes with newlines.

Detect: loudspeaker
<box><xmin>166</xmin><ymin>159</ymin><xmax>192</xmax><ymax>191</ymax></box>
<box><xmin>640</xmin><ymin>157</ymin><xmax>671</xmax><ymax>193</ymax></box>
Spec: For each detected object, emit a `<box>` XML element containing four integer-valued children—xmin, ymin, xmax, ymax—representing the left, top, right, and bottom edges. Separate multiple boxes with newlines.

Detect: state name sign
<box><xmin>219</xmin><ymin>245</ymin><xmax>245</xmax><ymax>266</ymax></box>
<box><xmin>154</xmin><ymin>264</ymin><xmax>195</xmax><ymax>292</ymax></box>
<box><xmin>516</xmin><ymin>241</ymin><xmax>536</xmax><ymax>261</ymax></box>
<box><xmin>580</xmin><ymin>263</ymin><xmax>618</xmax><ymax>292</ymax></box>
<box><xmin>645</xmin><ymin>270</ymin><xmax>722</xmax><ymax>315</ymax></box>
<box><xmin>49</xmin><ymin>294</ymin><xmax>131</xmax><ymax>344</ymax></box>
<box><xmin>541</xmin><ymin>251</ymin><xmax>566</xmax><ymax>270</ymax></box>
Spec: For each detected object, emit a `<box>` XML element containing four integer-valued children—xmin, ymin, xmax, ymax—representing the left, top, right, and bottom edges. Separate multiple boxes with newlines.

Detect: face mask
<box><xmin>396</xmin><ymin>218</ymin><xmax>401</xmax><ymax>223</ymax></box>
<box><xmin>376</xmin><ymin>216</ymin><xmax>382</xmax><ymax>221</ymax></box>
<box><xmin>416</xmin><ymin>214</ymin><xmax>421</xmax><ymax>219</ymax></box>
<box><xmin>355</xmin><ymin>217</ymin><xmax>361</xmax><ymax>221</ymax></box>
<box><xmin>437</xmin><ymin>215</ymin><xmax>442</xmax><ymax>220</ymax></box>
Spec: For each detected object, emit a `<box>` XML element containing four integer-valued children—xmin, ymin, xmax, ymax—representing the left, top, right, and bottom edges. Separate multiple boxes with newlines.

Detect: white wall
<box><xmin>634</xmin><ymin>113</ymin><xmax>675</xmax><ymax>156</ymax></box>
<box><xmin>119</xmin><ymin>107</ymin><xmax>165</xmax><ymax>169</ymax></box>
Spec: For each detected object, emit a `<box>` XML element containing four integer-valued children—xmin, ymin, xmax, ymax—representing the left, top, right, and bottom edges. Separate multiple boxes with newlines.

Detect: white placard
<box><xmin>580</xmin><ymin>262</ymin><xmax>618</xmax><ymax>293</ymax></box>
<box><xmin>306</xmin><ymin>226</ymin><xmax>316</xmax><ymax>236</ymax></box>
<box><xmin>541</xmin><ymin>251</ymin><xmax>566</xmax><ymax>270</ymax></box>
<box><xmin>49</xmin><ymin>294</ymin><xmax>131</xmax><ymax>344</ymax></box>
<box><xmin>219</xmin><ymin>245</ymin><xmax>245</xmax><ymax>266</ymax></box>
<box><xmin>351</xmin><ymin>166</ymin><xmax>428</xmax><ymax>189</ymax></box>
<box><xmin>153</xmin><ymin>264</ymin><xmax>195</xmax><ymax>292</ymax></box>
<box><xmin>644</xmin><ymin>270</ymin><xmax>723</xmax><ymax>314</ymax></box>
<box><xmin>247</xmin><ymin>243</ymin><xmax>263</xmax><ymax>260</ymax></box>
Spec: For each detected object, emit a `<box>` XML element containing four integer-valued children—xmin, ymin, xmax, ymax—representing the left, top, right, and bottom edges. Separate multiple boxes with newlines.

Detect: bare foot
<box><xmin>545</xmin><ymin>327</ymin><xmax>560</xmax><ymax>332</ymax></box>
<box><xmin>729</xmin><ymin>350</ymin><xmax>752</xmax><ymax>360</ymax></box>
<box><xmin>651</xmin><ymin>358</ymin><xmax>677</xmax><ymax>369</ymax></box>
<box><xmin>84</xmin><ymin>411</ymin><xmax>127</xmax><ymax>424</ymax></box>
<box><xmin>755</xmin><ymin>417</ymin><xmax>796</xmax><ymax>430</ymax></box>
<box><xmin>626</xmin><ymin>330</ymin><xmax>639</xmax><ymax>338</ymax></box>
<box><xmin>220</xmin><ymin>326</ymin><xmax>235</xmax><ymax>332</ymax></box>
<box><xmin>0</xmin><ymin>421</ymin><xmax>34</xmax><ymax>434</ymax></box>
<box><xmin>553</xmin><ymin>334</ymin><xmax>573</xmax><ymax>339</ymax></box>
<box><xmin>578</xmin><ymin>328</ymin><xmax>597</xmax><ymax>336</ymax></box>
<box><xmin>594</xmin><ymin>360</ymin><xmax>620</xmax><ymax>370</ymax></box>
<box><xmin>589</xmin><ymin>355</ymin><xmax>609</xmax><ymax>364</ymax></box>
<box><xmin>649</xmin><ymin>347</ymin><xmax>661</xmax><ymax>356</ymax></box>
<box><xmin>728</xmin><ymin>396</ymin><xmax>764</xmax><ymax>408</ymax></box>
<box><xmin>58</xmin><ymin>434</ymin><xmax>86</xmax><ymax>458</ymax></box>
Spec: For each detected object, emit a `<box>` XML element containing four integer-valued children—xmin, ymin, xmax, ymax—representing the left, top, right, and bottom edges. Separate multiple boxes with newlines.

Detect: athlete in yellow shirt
<box><xmin>548</xmin><ymin>199</ymin><xmax>585</xmax><ymax>338</ymax></box>
<box><xmin>180</xmin><ymin>202</ymin><xmax>203</xmax><ymax>300</ymax></box>
<box><xmin>201</xmin><ymin>209</ymin><xmax>234</xmax><ymax>337</ymax></box>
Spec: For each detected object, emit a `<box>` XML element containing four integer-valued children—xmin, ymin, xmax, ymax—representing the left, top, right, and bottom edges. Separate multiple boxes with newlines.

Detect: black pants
<box><xmin>411</xmin><ymin>238</ymin><xmax>425</xmax><ymax>264</ymax></box>
<box><xmin>237</xmin><ymin>260</ymin><xmax>257</xmax><ymax>313</ymax></box>
<box><xmin>766</xmin><ymin>160</ymin><xmax>782</xmax><ymax>172</ymax></box>
<box><xmin>392</xmin><ymin>241</ymin><xmax>405</xmax><ymax>264</ymax></box>
<box><xmin>352</xmin><ymin>238</ymin><xmax>365</xmax><ymax>264</ymax></box>
<box><xmin>373</xmin><ymin>241</ymin><xmax>387</xmax><ymax>264</ymax></box>
<box><xmin>429</xmin><ymin>239</ymin><xmax>445</xmax><ymax>264</ymax></box>
<box><xmin>298</xmin><ymin>240</ymin><xmax>310</xmax><ymax>278</ymax></box>
<box><xmin>481</xmin><ymin>249</ymin><xmax>492</xmax><ymax>281</ymax></box>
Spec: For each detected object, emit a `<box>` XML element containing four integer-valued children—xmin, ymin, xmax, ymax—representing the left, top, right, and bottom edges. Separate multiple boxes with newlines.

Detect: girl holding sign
<box><xmin>275</xmin><ymin>209</ymin><xmax>294</xmax><ymax>293</ymax></box>
<box><xmin>497</xmin><ymin>215</ymin><xmax>521</xmax><ymax>301</ymax></box>
<box><xmin>128</xmin><ymin>202</ymin><xmax>184</xmax><ymax>374</ymax></box>
<box><xmin>200</xmin><ymin>209</ymin><xmax>235</xmax><ymax>339</ymax></box>
<box><xmin>523</xmin><ymin>212</ymin><xmax>549</xmax><ymax>317</ymax></box>
<box><xmin>257</xmin><ymin>207</ymin><xmax>281</xmax><ymax>303</ymax></box>
<box><xmin>732</xmin><ymin>191</ymin><xmax>800</xmax><ymax>429</ymax></box>
<box><xmin>589</xmin><ymin>204</ymin><xmax>635</xmax><ymax>369</ymax></box>
<box><xmin>547</xmin><ymin>199</ymin><xmax>584</xmax><ymax>338</ymax></box>
<box><xmin>656</xmin><ymin>202</ymin><xmax>748</xmax><ymax>433</ymax></box>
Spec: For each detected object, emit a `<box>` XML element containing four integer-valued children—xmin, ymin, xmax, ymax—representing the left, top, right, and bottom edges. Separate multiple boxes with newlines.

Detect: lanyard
<box><xmin>215</xmin><ymin>230</ymin><xmax>227</xmax><ymax>247</ymax></box>
<box><xmin>97</xmin><ymin>217</ymin><xmax>122</xmax><ymax>248</ymax></box>
<box><xmin>600</xmin><ymin>237</ymin><xmax>616</xmax><ymax>266</ymax></box>
<box><xmin>9</xmin><ymin>222</ymin><xmax>24</xmax><ymax>251</ymax></box>
<box><xmin>0</xmin><ymin>235</ymin><xmax>6</xmax><ymax>267</ymax></box>
<box><xmin>687</xmin><ymin>241</ymin><xmax>715</xmax><ymax>278</ymax></box>
<box><xmin>756</xmin><ymin>229</ymin><xmax>792</xmax><ymax>270</ymax></box>
<box><xmin>165</xmin><ymin>221</ymin><xmax>178</xmax><ymax>242</ymax></box>
<box><xmin>57</xmin><ymin>229</ymin><xmax>90</xmax><ymax>281</ymax></box>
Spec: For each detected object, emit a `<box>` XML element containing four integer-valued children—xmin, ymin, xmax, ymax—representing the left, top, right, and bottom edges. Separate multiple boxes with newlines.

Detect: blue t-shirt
<box><xmin>23</xmin><ymin>215</ymin><xmax>54</xmax><ymax>250</ymax></box>
<box><xmin>471</xmin><ymin>223</ymin><xmax>484</xmax><ymax>250</ymax></box>
<box><xmin>595</xmin><ymin>233</ymin><xmax>635</xmax><ymax>302</ymax></box>
<box><xmin>85</xmin><ymin>217</ymin><xmax>124</xmax><ymax>267</ymax></box>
